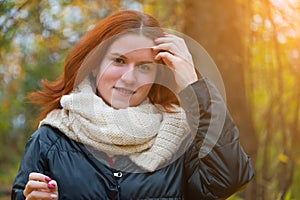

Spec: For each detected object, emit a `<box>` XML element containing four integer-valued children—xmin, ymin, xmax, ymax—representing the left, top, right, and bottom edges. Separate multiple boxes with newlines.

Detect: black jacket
<box><xmin>12</xmin><ymin>78</ymin><xmax>254</xmax><ymax>199</ymax></box>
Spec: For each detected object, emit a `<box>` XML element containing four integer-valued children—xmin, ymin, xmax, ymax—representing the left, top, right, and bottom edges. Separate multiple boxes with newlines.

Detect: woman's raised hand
<box><xmin>23</xmin><ymin>172</ymin><xmax>58</xmax><ymax>200</ymax></box>
<box><xmin>153</xmin><ymin>32</ymin><xmax>198</xmax><ymax>93</ymax></box>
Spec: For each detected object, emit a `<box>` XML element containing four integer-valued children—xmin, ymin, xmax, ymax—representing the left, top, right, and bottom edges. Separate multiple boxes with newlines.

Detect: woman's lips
<box><xmin>113</xmin><ymin>87</ymin><xmax>136</xmax><ymax>95</ymax></box>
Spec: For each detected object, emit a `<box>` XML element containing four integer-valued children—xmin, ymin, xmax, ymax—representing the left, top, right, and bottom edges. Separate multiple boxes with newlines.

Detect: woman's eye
<box><xmin>113</xmin><ymin>57</ymin><xmax>125</xmax><ymax>65</ymax></box>
<box><xmin>137</xmin><ymin>64</ymin><xmax>151</xmax><ymax>71</ymax></box>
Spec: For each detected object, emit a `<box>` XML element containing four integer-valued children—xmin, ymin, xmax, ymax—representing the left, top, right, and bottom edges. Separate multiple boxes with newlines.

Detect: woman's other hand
<box><xmin>23</xmin><ymin>172</ymin><xmax>58</xmax><ymax>200</ymax></box>
<box><xmin>153</xmin><ymin>33</ymin><xmax>198</xmax><ymax>93</ymax></box>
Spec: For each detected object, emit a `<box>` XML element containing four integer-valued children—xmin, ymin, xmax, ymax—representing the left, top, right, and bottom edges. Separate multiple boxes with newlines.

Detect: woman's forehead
<box><xmin>108</xmin><ymin>33</ymin><xmax>155</xmax><ymax>54</ymax></box>
<box><xmin>109</xmin><ymin>47</ymin><xmax>155</xmax><ymax>61</ymax></box>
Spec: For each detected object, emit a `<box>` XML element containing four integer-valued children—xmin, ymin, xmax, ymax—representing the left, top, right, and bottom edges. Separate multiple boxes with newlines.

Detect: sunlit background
<box><xmin>1</xmin><ymin>0</ymin><xmax>300</xmax><ymax>199</ymax></box>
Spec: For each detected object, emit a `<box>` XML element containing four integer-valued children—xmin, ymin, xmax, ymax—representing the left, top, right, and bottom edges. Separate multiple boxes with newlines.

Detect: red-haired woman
<box><xmin>12</xmin><ymin>10</ymin><xmax>253</xmax><ymax>199</ymax></box>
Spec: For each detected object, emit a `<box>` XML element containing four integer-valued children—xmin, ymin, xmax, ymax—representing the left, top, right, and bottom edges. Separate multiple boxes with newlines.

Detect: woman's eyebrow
<box><xmin>137</xmin><ymin>61</ymin><xmax>156</xmax><ymax>65</ymax></box>
<box><xmin>110</xmin><ymin>52</ymin><xmax>155</xmax><ymax>64</ymax></box>
<box><xmin>109</xmin><ymin>52</ymin><xmax>127</xmax><ymax>58</ymax></box>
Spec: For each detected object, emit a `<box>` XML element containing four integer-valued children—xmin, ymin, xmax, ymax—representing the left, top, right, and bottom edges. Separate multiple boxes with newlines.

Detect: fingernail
<box><xmin>50</xmin><ymin>194</ymin><xmax>58</xmax><ymax>199</ymax></box>
<box><xmin>48</xmin><ymin>183</ymin><xmax>56</xmax><ymax>189</ymax></box>
<box><xmin>45</xmin><ymin>177</ymin><xmax>52</xmax><ymax>182</ymax></box>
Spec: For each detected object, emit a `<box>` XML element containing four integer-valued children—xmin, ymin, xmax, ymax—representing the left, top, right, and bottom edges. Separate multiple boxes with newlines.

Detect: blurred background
<box><xmin>0</xmin><ymin>0</ymin><xmax>299</xmax><ymax>199</ymax></box>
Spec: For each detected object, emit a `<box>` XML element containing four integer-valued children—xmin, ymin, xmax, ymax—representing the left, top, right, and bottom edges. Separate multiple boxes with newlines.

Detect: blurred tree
<box><xmin>182</xmin><ymin>1</ymin><xmax>258</xmax><ymax>199</ymax></box>
<box><xmin>141</xmin><ymin>0</ymin><xmax>184</xmax><ymax>30</ymax></box>
<box><xmin>180</xmin><ymin>0</ymin><xmax>300</xmax><ymax>199</ymax></box>
<box><xmin>247</xmin><ymin>0</ymin><xmax>300</xmax><ymax>199</ymax></box>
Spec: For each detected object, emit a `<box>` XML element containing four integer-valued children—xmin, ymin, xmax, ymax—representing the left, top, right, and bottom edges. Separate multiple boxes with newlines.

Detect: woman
<box><xmin>12</xmin><ymin>10</ymin><xmax>254</xmax><ymax>199</ymax></box>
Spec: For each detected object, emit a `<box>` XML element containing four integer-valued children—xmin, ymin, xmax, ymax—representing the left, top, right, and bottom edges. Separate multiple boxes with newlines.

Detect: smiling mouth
<box><xmin>114</xmin><ymin>87</ymin><xmax>136</xmax><ymax>95</ymax></box>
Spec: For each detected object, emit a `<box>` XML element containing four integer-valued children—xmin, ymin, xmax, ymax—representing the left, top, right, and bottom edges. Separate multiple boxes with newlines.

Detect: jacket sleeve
<box><xmin>11</xmin><ymin>126</ymin><xmax>55</xmax><ymax>200</ymax></box>
<box><xmin>180</xmin><ymin>77</ymin><xmax>254</xmax><ymax>199</ymax></box>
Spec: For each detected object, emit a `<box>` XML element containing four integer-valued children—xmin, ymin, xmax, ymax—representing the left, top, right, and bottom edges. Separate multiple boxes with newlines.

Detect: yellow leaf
<box><xmin>278</xmin><ymin>153</ymin><xmax>289</xmax><ymax>163</ymax></box>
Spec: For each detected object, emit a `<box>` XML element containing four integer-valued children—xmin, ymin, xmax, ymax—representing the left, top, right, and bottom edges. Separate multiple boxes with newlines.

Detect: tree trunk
<box><xmin>182</xmin><ymin>0</ymin><xmax>258</xmax><ymax>199</ymax></box>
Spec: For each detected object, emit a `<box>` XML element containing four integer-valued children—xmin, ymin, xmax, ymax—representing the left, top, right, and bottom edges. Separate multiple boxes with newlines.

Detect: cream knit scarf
<box><xmin>40</xmin><ymin>78</ymin><xmax>190</xmax><ymax>172</ymax></box>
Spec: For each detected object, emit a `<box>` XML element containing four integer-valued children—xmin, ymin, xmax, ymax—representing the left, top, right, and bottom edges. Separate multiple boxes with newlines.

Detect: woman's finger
<box><xmin>153</xmin><ymin>33</ymin><xmax>198</xmax><ymax>92</ymax></box>
<box><xmin>23</xmin><ymin>180</ymin><xmax>48</xmax><ymax>197</ymax></box>
<box><xmin>29</xmin><ymin>172</ymin><xmax>52</xmax><ymax>183</ymax></box>
<box><xmin>24</xmin><ymin>180</ymin><xmax>58</xmax><ymax>199</ymax></box>
<box><xmin>155</xmin><ymin>51</ymin><xmax>178</xmax><ymax>68</ymax></box>
<box><xmin>154</xmin><ymin>34</ymin><xmax>186</xmax><ymax>51</ymax></box>
<box><xmin>154</xmin><ymin>33</ymin><xmax>183</xmax><ymax>44</ymax></box>
<box><xmin>26</xmin><ymin>190</ymin><xmax>58</xmax><ymax>200</ymax></box>
<box><xmin>155</xmin><ymin>51</ymin><xmax>197</xmax><ymax>92</ymax></box>
<box><xmin>152</xmin><ymin>43</ymin><xmax>177</xmax><ymax>55</ymax></box>
<box><xmin>24</xmin><ymin>173</ymin><xmax>58</xmax><ymax>199</ymax></box>
<box><xmin>47</xmin><ymin>180</ymin><xmax>58</xmax><ymax>191</ymax></box>
<box><xmin>154</xmin><ymin>35</ymin><xmax>194</xmax><ymax>66</ymax></box>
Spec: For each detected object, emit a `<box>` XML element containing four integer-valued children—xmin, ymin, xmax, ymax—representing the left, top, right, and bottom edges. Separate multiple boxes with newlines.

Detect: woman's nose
<box><xmin>120</xmin><ymin>64</ymin><xmax>137</xmax><ymax>85</ymax></box>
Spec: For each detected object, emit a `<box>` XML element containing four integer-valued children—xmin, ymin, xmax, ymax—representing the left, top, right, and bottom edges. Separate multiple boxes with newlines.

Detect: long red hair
<box><xmin>28</xmin><ymin>10</ymin><xmax>179</xmax><ymax>122</ymax></box>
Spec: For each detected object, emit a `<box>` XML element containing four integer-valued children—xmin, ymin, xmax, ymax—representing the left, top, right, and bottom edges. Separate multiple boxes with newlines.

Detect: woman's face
<box><xmin>96</xmin><ymin>34</ymin><xmax>157</xmax><ymax>109</ymax></box>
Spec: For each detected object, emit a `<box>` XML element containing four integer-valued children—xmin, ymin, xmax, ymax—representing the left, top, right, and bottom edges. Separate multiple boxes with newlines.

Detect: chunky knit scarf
<box><xmin>40</xmin><ymin>78</ymin><xmax>190</xmax><ymax>172</ymax></box>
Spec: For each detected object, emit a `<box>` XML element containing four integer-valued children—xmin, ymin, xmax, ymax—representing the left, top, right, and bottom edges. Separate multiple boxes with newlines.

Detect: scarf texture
<box><xmin>40</xmin><ymin>78</ymin><xmax>190</xmax><ymax>172</ymax></box>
